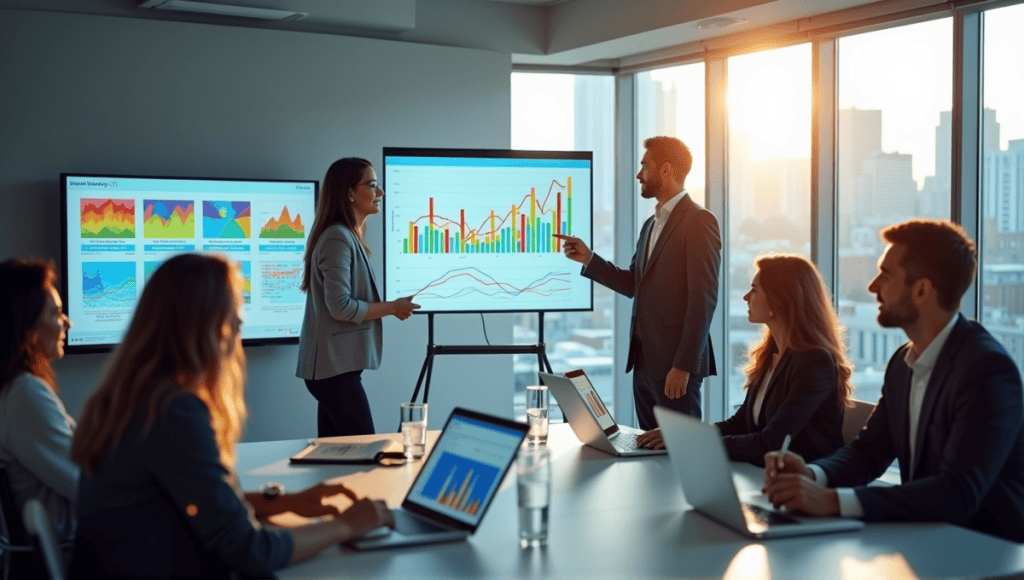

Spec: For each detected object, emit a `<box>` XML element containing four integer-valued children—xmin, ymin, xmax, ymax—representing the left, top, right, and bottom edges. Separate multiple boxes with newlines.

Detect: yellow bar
<box><xmin>530</xmin><ymin>187</ymin><xmax>536</xmax><ymax>225</ymax></box>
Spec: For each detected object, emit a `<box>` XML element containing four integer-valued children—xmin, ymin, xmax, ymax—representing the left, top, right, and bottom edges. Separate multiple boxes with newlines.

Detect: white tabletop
<box><xmin>236</xmin><ymin>424</ymin><xmax>1024</xmax><ymax>580</ymax></box>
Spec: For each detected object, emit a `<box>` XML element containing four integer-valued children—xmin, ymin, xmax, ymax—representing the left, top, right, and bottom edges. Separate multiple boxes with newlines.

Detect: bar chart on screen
<box><xmin>383</xmin><ymin>149</ymin><xmax>593</xmax><ymax>313</ymax></box>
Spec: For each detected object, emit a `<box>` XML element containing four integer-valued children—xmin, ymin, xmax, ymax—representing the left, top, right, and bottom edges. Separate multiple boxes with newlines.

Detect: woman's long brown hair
<box><xmin>0</xmin><ymin>259</ymin><xmax>58</xmax><ymax>391</ymax></box>
<box><xmin>302</xmin><ymin>157</ymin><xmax>373</xmax><ymax>292</ymax></box>
<box><xmin>72</xmin><ymin>254</ymin><xmax>246</xmax><ymax>472</ymax></box>
<box><xmin>741</xmin><ymin>254</ymin><xmax>854</xmax><ymax>409</ymax></box>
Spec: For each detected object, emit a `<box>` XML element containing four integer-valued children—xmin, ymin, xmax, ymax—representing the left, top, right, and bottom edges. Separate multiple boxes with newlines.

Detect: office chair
<box><xmin>842</xmin><ymin>398</ymin><xmax>876</xmax><ymax>445</ymax></box>
<box><xmin>23</xmin><ymin>499</ymin><xmax>65</xmax><ymax>580</ymax></box>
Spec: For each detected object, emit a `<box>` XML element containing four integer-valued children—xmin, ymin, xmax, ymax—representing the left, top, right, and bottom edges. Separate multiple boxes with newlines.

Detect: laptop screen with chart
<box><xmin>382</xmin><ymin>148</ymin><xmax>593</xmax><ymax>314</ymax></box>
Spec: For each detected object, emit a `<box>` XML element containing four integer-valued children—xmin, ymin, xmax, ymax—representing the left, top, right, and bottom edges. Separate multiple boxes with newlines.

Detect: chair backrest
<box><xmin>0</xmin><ymin>467</ymin><xmax>30</xmax><ymax>549</ymax></box>
<box><xmin>842</xmin><ymin>398</ymin><xmax>876</xmax><ymax>445</ymax></box>
<box><xmin>23</xmin><ymin>499</ymin><xmax>65</xmax><ymax>580</ymax></box>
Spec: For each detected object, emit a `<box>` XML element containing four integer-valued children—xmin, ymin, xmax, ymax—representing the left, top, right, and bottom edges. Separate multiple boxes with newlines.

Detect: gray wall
<box><xmin>0</xmin><ymin>9</ymin><xmax>515</xmax><ymax>441</ymax></box>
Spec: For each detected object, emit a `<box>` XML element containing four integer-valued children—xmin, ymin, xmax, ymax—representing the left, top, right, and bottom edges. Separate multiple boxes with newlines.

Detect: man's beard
<box><xmin>876</xmin><ymin>288</ymin><xmax>919</xmax><ymax>328</ymax></box>
<box><xmin>639</xmin><ymin>176</ymin><xmax>660</xmax><ymax>199</ymax></box>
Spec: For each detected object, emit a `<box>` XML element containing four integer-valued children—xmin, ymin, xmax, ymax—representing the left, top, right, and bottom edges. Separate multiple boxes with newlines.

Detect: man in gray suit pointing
<box><xmin>556</xmin><ymin>136</ymin><xmax>721</xmax><ymax>428</ymax></box>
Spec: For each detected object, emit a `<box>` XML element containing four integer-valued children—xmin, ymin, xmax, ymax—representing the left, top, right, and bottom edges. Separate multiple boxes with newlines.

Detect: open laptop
<box><xmin>654</xmin><ymin>406</ymin><xmax>865</xmax><ymax>539</ymax></box>
<box><xmin>349</xmin><ymin>407</ymin><xmax>529</xmax><ymax>550</ymax></box>
<box><xmin>539</xmin><ymin>370</ymin><xmax>664</xmax><ymax>457</ymax></box>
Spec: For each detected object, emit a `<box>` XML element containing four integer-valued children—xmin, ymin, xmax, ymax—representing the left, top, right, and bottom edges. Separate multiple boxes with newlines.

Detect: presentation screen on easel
<box><xmin>382</xmin><ymin>147</ymin><xmax>593</xmax><ymax>314</ymax></box>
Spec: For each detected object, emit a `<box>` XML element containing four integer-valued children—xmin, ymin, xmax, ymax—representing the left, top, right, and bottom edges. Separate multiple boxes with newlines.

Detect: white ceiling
<box><xmin>0</xmin><ymin>0</ymin><xmax>891</xmax><ymax>67</ymax></box>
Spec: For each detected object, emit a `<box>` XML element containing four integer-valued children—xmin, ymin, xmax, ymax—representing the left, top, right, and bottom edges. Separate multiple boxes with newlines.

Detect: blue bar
<box><xmin>258</xmin><ymin>245</ymin><xmax>301</xmax><ymax>252</ymax></box>
<box><xmin>203</xmin><ymin>244</ymin><xmax>249</xmax><ymax>252</ymax></box>
<box><xmin>144</xmin><ymin>244</ymin><xmax>195</xmax><ymax>252</ymax></box>
<box><xmin>80</xmin><ymin>244</ymin><xmax>135</xmax><ymax>252</ymax></box>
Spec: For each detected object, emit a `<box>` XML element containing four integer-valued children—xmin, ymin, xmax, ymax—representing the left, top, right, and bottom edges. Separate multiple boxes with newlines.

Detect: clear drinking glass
<box><xmin>517</xmin><ymin>445</ymin><xmax>551</xmax><ymax>548</ymax></box>
<box><xmin>400</xmin><ymin>402</ymin><xmax>427</xmax><ymax>460</ymax></box>
<box><xmin>525</xmin><ymin>385</ymin><xmax>549</xmax><ymax>446</ymax></box>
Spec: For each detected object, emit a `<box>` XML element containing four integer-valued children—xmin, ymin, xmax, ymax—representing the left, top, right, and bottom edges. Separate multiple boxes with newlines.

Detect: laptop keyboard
<box><xmin>614</xmin><ymin>432</ymin><xmax>641</xmax><ymax>449</ymax></box>
<box><xmin>394</xmin><ymin>510</ymin><xmax>449</xmax><ymax>535</ymax></box>
<box><xmin>742</xmin><ymin>503</ymin><xmax>800</xmax><ymax>526</ymax></box>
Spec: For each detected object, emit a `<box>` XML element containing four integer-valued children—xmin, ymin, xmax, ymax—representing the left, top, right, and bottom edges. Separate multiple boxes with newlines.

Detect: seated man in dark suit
<box><xmin>763</xmin><ymin>219</ymin><xmax>1024</xmax><ymax>543</ymax></box>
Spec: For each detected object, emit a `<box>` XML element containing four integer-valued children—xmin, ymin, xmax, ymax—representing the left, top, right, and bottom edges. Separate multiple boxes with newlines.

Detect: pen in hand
<box><xmin>777</xmin><ymin>434</ymin><xmax>792</xmax><ymax>471</ymax></box>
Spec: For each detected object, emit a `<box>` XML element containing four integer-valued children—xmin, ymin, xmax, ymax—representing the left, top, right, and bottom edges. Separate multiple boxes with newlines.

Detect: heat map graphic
<box><xmin>203</xmin><ymin>201</ymin><xmax>251</xmax><ymax>238</ymax></box>
<box><xmin>83</xmin><ymin>262</ymin><xmax>137</xmax><ymax>309</ymax></box>
<box><xmin>259</xmin><ymin>206</ymin><xmax>304</xmax><ymax>239</ymax></box>
<box><xmin>81</xmin><ymin>199</ymin><xmax>135</xmax><ymax>238</ymax></box>
<box><xmin>144</xmin><ymin>200</ymin><xmax>195</xmax><ymax>239</ymax></box>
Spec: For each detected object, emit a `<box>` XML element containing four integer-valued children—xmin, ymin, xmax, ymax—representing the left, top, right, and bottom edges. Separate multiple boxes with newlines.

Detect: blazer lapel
<box><xmin>757</xmin><ymin>351</ymin><xmax>791</xmax><ymax>426</ymax></box>
<box><xmin>637</xmin><ymin>216</ymin><xmax>654</xmax><ymax>276</ymax></box>
<box><xmin>643</xmin><ymin>194</ymin><xmax>691</xmax><ymax>280</ymax></box>
<box><xmin>909</xmin><ymin>314</ymin><xmax>966</xmax><ymax>478</ymax></box>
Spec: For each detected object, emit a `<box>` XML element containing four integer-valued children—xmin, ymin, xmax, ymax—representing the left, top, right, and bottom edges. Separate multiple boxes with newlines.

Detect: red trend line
<box><xmin>408</xmin><ymin>179</ymin><xmax>567</xmax><ymax>235</ymax></box>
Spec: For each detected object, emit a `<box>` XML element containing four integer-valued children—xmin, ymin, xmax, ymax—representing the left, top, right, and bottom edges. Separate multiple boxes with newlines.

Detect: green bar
<box><xmin>403</xmin><ymin>239</ymin><xmax>408</xmax><ymax>254</ymax></box>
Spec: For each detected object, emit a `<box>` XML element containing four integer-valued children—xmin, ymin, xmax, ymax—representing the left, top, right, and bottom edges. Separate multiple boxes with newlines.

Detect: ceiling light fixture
<box><xmin>138</xmin><ymin>0</ymin><xmax>308</xmax><ymax>22</ymax></box>
<box><xmin>696</xmin><ymin>17</ymin><xmax>747</xmax><ymax>30</ymax></box>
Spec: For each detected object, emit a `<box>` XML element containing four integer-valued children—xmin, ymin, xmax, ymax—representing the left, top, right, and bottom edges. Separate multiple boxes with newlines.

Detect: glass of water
<box><xmin>400</xmin><ymin>402</ymin><xmax>427</xmax><ymax>461</ymax></box>
<box><xmin>525</xmin><ymin>385</ymin><xmax>549</xmax><ymax>446</ymax></box>
<box><xmin>517</xmin><ymin>445</ymin><xmax>551</xmax><ymax>548</ymax></box>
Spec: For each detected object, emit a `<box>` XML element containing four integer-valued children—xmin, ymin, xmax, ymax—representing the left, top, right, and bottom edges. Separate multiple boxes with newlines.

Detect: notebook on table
<box><xmin>348</xmin><ymin>407</ymin><xmax>529</xmax><ymax>550</ymax></box>
<box><xmin>654</xmin><ymin>405</ymin><xmax>865</xmax><ymax>539</ymax></box>
<box><xmin>539</xmin><ymin>370</ymin><xmax>665</xmax><ymax>457</ymax></box>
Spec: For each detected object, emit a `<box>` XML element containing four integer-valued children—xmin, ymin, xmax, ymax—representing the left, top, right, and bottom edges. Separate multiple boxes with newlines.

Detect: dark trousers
<box><xmin>632</xmin><ymin>354</ymin><xmax>702</xmax><ymax>430</ymax></box>
<box><xmin>304</xmin><ymin>370</ymin><xmax>376</xmax><ymax>436</ymax></box>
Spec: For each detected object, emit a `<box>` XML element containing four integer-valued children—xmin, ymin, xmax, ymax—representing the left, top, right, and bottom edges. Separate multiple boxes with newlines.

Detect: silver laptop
<box><xmin>349</xmin><ymin>407</ymin><xmax>529</xmax><ymax>550</ymax></box>
<box><xmin>654</xmin><ymin>406</ymin><xmax>865</xmax><ymax>539</ymax></box>
<box><xmin>539</xmin><ymin>370</ymin><xmax>665</xmax><ymax>457</ymax></box>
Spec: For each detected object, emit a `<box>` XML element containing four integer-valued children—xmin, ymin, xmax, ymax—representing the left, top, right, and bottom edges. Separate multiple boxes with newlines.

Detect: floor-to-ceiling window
<box><xmin>725</xmin><ymin>44</ymin><xmax>812</xmax><ymax>414</ymax></box>
<box><xmin>836</xmin><ymin>18</ymin><xmax>952</xmax><ymax>405</ymax></box>
<box><xmin>635</xmin><ymin>63</ymin><xmax>706</xmax><ymax>225</ymax></box>
<box><xmin>981</xmin><ymin>3</ymin><xmax>1024</xmax><ymax>373</ymax></box>
<box><xmin>510</xmin><ymin>72</ymin><xmax>617</xmax><ymax>415</ymax></box>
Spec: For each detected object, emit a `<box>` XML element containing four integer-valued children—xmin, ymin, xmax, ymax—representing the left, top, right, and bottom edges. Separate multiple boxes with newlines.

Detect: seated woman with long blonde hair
<box><xmin>639</xmin><ymin>253</ymin><xmax>853</xmax><ymax>465</ymax></box>
<box><xmin>70</xmin><ymin>254</ymin><xmax>393</xmax><ymax>578</ymax></box>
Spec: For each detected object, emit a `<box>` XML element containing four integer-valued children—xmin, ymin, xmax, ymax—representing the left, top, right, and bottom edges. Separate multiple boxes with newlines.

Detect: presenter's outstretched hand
<box><xmin>553</xmin><ymin>234</ymin><xmax>593</xmax><ymax>265</ymax></box>
<box><xmin>391</xmin><ymin>296</ymin><xmax>421</xmax><ymax>320</ymax></box>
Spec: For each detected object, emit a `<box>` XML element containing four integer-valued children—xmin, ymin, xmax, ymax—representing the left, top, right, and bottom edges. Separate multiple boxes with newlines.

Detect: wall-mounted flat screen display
<box><xmin>61</xmin><ymin>173</ymin><xmax>317</xmax><ymax>352</ymax></box>
<box><xmin>382</xmin><ymin>148</ymin><xmax>593</xmax><ymax>314</ymax></box>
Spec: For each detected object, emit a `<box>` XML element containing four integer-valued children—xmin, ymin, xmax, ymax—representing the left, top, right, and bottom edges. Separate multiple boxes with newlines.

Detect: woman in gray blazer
<box><xmin>297</xmin><ymin>158</ymin><xmax>419</xmax><ymax>436</ymax></box>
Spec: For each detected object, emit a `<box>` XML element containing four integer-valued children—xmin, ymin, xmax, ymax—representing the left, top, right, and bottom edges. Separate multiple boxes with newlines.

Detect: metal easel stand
<box><xmin>408</xmin><ymin>312</ymin><xmax>554</xmax><ymax>406</ymax></box>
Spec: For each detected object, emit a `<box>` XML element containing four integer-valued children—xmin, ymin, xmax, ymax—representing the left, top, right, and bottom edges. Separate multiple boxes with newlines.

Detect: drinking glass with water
<box><xmin>525</xmin><ymin>385</ymin><xmax>549</xmax><ymax>446</ymax></box>
<box><xmin>517</xmin><ymin>445</ymin><xmax>551</xmax><ymax>548</ymax></box>
<box><xmin>400</xmin><ymin>402</ymin><xmax>427</xmax><ymax>460</ymax></box>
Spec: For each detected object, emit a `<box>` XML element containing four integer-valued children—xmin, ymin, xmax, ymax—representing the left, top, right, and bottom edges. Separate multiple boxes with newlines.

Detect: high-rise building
<box><xmin>838</xmin><ymin>107</ymin><xmax>882</xmax><ymax>221</ymax></box>
<box><xmin>862</xmin><ymin>152</ymin><xmax>917</xmax><ymax>218</ymax></box>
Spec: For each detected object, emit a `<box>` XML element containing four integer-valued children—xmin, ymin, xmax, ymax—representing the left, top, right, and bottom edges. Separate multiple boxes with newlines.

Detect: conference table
<box><xmin>236</xmin><ymin>424</ymin><xmax>1024</xmax><ymax>579</ymax></box>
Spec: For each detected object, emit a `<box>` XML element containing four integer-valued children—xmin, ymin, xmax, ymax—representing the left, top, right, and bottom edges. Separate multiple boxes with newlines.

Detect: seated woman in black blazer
<box><xmin>69</xmin><ymin>254</ymin><xmax>393</xmax><ymax>578</ymax></box>
<box><xmin>639</xmin><ymin>253</ymin><xmax>853</xmax><ymax>465</ymax></box>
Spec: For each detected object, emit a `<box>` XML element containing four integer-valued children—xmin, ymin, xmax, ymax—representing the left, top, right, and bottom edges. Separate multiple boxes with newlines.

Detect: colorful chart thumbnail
<box><xmin>81</xmin><ymin>199</ymin><xmax>136</xmax><ymax>239</ymax></box>
<box><xmin>260</xmin><ymin>262</ymin><xmax>303</xmax><ymax>304</ymax></box>
<box><xmin>259</xmin><ymin>206</ymin><xmax>304</xmax><ymax>239</ymax></box>
<box><xmin>203</xmin><ymin>201</ymin><xmax>251</xmax><ymax>239</ymax></box>
<box><xmin>144</xmin><ymin>200</ymin><xmax>195</xmax><ymax>239</ymax></box>
<box><xmin>83</xmin><ymin>262</ymin><xmax>137</xmax><ymax>309</ymax></box>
